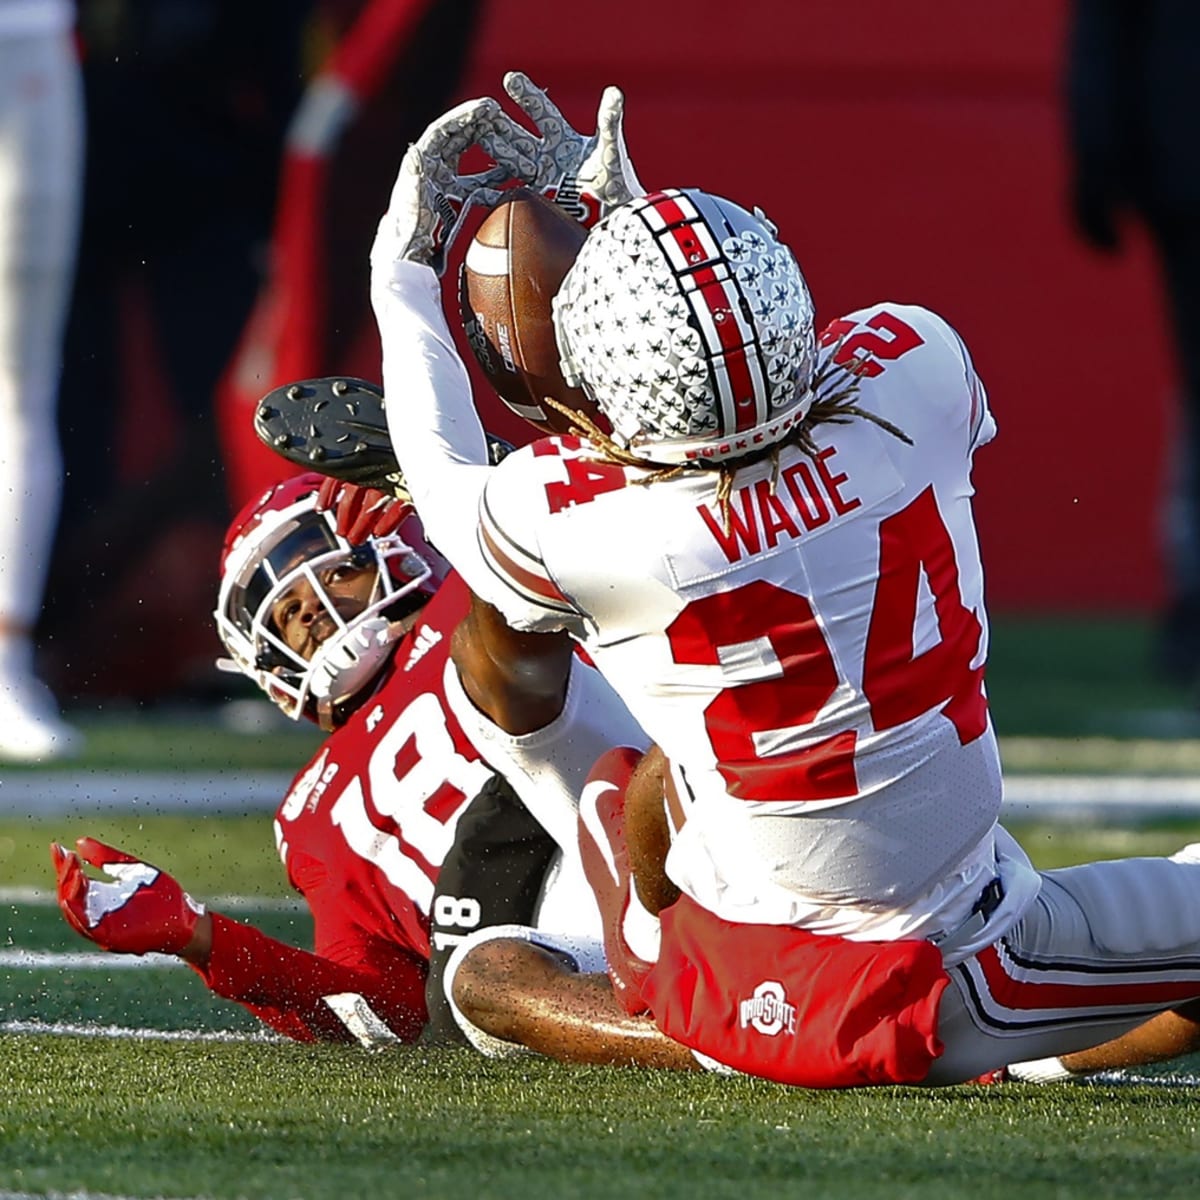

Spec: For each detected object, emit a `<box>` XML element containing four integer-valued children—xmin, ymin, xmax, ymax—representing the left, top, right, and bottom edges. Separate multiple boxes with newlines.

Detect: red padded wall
<box><xmin>457</xmin><ymin>0</ymin><xmax>1173</xmax><ymax>611</ymax></box>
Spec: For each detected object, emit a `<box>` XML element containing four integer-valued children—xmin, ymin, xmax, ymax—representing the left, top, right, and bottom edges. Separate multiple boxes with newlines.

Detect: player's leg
<box><xmin>926</xmin><ymin>852</ymin><xmax>1200</xmax><ymax>1084</ymax></box>
<box><xmin>445</xmin><ymin>924</ymin><xmax>697</xmax><ymax>1070</ymax></box>
<box><xmin>1051</xmin><ymin>1002</ymin><xmax>1200</xmax><ymax>1074</ymax></box>
<box><xmin>978</xmin><ymin>1004</ymin><xmax>1200</xmax><ymax>1083</ymax></box>
<box><xmin>0</xmin><ymin>27</ymin><xmax>82</xmax><ymax>760</ymax></box>
<box><xmin>424</xmin><ymin>774</ymin><xmax>559</xmax><ymax>1044</ymax></box>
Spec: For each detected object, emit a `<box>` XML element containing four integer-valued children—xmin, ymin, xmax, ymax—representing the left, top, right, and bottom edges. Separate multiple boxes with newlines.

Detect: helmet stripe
<box><xmin>640</xmin><ymin>191</ymin><xmax>773</xmax><ymax>435</ymax></box>
<box><xmin>636</xmin><ymin>189</ymin><xmax>698</xmax><ymax>230</ymax></box>
<box><xmin>685</xmin><ymin>275</ymin><xmax>764</xmax><ymax>433</ymax></box>
<box><xmin>714</xmin><ymin>345</ymin><xmax>767</xmax><ymax>433</ymax></box>
<box><xmin>658</xmin><ymin>219</ymin><xmax>721</xmax><ymax>274</ymax></box>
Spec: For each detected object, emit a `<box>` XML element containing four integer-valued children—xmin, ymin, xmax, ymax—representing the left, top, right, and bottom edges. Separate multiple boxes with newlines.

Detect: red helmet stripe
<box><xmin>660</xmin><ymin>220</ymin><xmax>721</xmax><ymax>274</ymax></box>
<box><xmin>687</xmin><ymin>276</ymin><xmax>763</xmax><ymax>433</ymax></box>
<box><xmin>637</xmin><ymin>189</ymin><xmax>698</xmax><ymax>230</ymax></box>
<box><xmin>714</xmin><ymin>345</ymin><xmax>767</xmax><ymax>432</ymax></box>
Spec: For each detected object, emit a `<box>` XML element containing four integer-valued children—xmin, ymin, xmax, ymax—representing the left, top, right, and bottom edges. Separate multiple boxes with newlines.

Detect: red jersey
<box><xmin>193</xmin><ymin>573</ymin><xmax>496</xmax><ymax>1042</ymax></box>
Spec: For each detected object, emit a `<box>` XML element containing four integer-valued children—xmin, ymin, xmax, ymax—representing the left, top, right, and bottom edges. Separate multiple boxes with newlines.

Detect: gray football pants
<box><xmin>924</xmin><ymin>851</ymin><xmax>1200</xmax><ymax>1084</ymax></box>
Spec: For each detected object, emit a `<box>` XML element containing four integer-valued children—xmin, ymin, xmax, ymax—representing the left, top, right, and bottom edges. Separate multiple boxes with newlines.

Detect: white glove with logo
<box><xmin>374</xmin><ymin>97</ymin><xmax>515</xmax><ymax>276</ymax></box>
<box><xmin>479</xmin><ymin>71</ymin><xmax>645</xmax><ymax>226</ymax></box>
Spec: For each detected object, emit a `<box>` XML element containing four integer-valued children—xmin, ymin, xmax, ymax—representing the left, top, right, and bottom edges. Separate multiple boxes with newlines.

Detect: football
<box><xmin>459</xmin><ymin>188</ymin><xmax>607</xmax><ymax>437</ymax></box>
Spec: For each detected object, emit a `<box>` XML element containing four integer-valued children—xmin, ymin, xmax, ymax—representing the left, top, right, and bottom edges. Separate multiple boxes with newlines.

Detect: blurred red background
<box><xmin>452</xmin><ymin>0</ymin><xmax>1173</xmax><ymax>613</ymax></box>
<box><xmin>118</xmin><ymin>0</ymin><xmax>1174</xmax><ymax>646</ymax></box>
<box><xmin>64</xmin><ymin>0</ymin><xmax>1173</xmax><ymax>702</ymax></box>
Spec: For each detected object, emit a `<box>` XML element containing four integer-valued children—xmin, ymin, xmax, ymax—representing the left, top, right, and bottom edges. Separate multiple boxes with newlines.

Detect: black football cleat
<box><xmin>254</xmin><ymin>376</ymin><xmax>516</xmax><ymax>492</ymax></box>
<box><xmin>254</xmin><ymin>377</ymin><xmax>401</xmax><ymax>489</ymax></box>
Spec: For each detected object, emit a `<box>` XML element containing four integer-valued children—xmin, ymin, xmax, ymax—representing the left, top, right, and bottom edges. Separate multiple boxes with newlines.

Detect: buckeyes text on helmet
<box><xmin>552</xmin><ymin>189</ymin><xmax>816</xmax><ymax>466</ymax></box>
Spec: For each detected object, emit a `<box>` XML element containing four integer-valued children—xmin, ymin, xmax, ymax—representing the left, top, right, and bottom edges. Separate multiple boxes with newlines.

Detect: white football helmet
<box><xmin>553</xmin><ymin>188</ymin><xmax>816</xmax><ymax>465</ymax></box>
<box><xmin>215</xmin><ymin>473</ymin><xmax>439</xmax><ymax>724</ymax></box>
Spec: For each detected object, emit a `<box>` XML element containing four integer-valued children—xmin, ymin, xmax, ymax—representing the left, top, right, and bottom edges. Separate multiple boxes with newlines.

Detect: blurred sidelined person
<box><xmin>1066</xmin><ymin>1</ymin><xmax>1200</xmax><ymax>687</ymax></box>
<box><xmin>0</xmin><ymin>0</ymin><xmax>84</xmax><ymax>760</ymax></box>
<box><xmin>44</xmin><ymin>0</ymin><xmax>311</xmax><ymax>705</ymax></box>
<box><xmin>40</xmin><ymin>1</ymin><xmax>488</xmax><ymax>706</ymax></box>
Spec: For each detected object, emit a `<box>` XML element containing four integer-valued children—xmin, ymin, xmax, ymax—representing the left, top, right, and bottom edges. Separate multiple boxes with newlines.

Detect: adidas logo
<box><xmin>403</xmin><ymin>623</ymin><xmax>443</xmax><ymax>670</ymax></box>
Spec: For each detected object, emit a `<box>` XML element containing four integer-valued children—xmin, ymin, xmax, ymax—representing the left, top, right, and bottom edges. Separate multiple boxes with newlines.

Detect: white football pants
<box><xmin>0</xmin><ymin>24</ymin><xmax>82</xmax><ymax>625</ymax></box>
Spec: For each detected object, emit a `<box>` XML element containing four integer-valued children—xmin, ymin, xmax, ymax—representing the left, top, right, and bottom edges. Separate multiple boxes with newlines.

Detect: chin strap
<box><xmin>308</xmin><ymin>616</ymin><xmax>399</xmax><ymax>731</ymax></box>
<box><xmin>315</xmin><ymin>696</ymin><xmax>339</xmax><ymax>733</ymax></box>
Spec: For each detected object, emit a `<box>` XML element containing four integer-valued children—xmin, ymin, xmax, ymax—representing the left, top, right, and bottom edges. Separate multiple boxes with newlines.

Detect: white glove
<box><xmin>479</xmin><ymin>71</ymin><xmax>645</xmax><ymax>226</ymax></box>
<box><xmin>375</xmin><ymin>97</ymin><xmax>515</xmax><ymax>276</ymax></box>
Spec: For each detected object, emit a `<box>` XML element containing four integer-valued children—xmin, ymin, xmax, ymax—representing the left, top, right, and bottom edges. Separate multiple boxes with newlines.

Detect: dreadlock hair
<box><xmin>540</xmin><ymin>342</ymin><xmax>913</xmax><ymax>531</ymax></box>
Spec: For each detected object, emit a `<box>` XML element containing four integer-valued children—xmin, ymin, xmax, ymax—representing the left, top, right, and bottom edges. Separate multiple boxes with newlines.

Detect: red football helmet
<box><xmin>215</xmin><ymin>473</ymin><xmax>440</xmax><ymax>725</ymax></box>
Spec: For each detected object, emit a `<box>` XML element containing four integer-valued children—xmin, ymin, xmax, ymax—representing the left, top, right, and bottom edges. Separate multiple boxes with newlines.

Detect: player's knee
<box><xmin>452</xmin><ymin>937</ymin><xmax>551</xmax><ymax>1040</ymax></box>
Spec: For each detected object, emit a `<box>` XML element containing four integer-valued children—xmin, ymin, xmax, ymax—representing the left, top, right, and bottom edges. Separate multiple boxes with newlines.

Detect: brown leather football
<box><xmin>459</xmin><ymin>189</ymin><xmax>607</xmax><ymax>437</ymax></box>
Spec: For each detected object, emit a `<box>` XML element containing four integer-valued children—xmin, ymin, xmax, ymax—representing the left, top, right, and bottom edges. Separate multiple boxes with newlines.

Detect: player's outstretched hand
<box><xmin>51</xmin><ymin>837</ymin><xmax>206</xmax><ymax>957</ymax></box>
<box><xmin>374</xmin><ymin>97</ymin><xmax>516</xmax><ymax>276</ymax></box>
<box><xmin>316</xmin><ymin>478</ymin><xmax>410</xmax><ymax>544</ymax></box>
<box><xmin>479</xmin><ymin>71</ymin><xmax>645</xmax><ymax>226</ymax></box>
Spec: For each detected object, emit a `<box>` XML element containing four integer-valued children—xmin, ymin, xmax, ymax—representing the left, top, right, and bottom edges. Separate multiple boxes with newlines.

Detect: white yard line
<box><xmin>0</xmin><ymin>1193</ymin><xmax>213</xmax><ymax>1200</ymax></box>
<box><xmin>0</xmin><ymin>949</ymin><xmax>182</xmax><ymax>970</ymax></box>
<box><xmin>1004</xmin><ymin>774</ymin><xmax>1200</xmax><ymax>817</ymax></box>
<box><xmin>8</xmin><ymin>768</ymin><xmax>1200</xmax><ymax>817</ymax></box>
<box><xmin>0</xmin><ymin>1018</ymin><xmax>282</xmax><ymax>1043</ymax></box>
<box><xmin>0</xmin><ymin>770</ymin><xmax>289</xmax><ymax>813</ymax></box>
<box><xmin>999</xmin><ymin>736</ymin><xmax>1200</xmax><ymax>772</ymax></box>
<box><xmin>0</xmin><ymin>887</ymin><xmax>304</xmax><ymax>912</ymax></box>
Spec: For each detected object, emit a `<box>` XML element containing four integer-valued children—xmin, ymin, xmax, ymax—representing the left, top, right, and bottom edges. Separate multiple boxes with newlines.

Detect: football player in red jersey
<box><xmin>358</xmin><ymin>77</ymin><xmax>1200</xmax><ymax>1085</ymax></box>
<box><xmin>52</xmin><ymin>469</ymin><xmax>663</xmax><ymax>1047</ymax></box>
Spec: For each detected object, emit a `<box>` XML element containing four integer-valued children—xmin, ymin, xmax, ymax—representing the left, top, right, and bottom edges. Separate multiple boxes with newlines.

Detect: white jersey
<box><xmin>374</xmin><ymin>262</ymin><xmax>1039</xmax><ymax>949</ymax></box>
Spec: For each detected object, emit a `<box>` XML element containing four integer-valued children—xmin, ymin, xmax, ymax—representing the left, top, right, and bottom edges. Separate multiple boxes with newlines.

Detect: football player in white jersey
<box><xmin>363</xmin><ymin>77</ymin><xmax>1200</xmax><ymax>1087</ymax></box>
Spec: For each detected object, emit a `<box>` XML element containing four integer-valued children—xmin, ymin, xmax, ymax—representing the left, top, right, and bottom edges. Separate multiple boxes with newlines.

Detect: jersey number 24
<box><xmin>666</xmin><ymin>485</ymin><xmax>987</xmax><ymax>802</ymax></box>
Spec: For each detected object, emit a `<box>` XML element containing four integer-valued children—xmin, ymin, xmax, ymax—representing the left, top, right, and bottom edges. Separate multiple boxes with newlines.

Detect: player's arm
<box><xmin>445</xmin><ymin>598</ymin><xmax>651</xmax><ymax>862</ymax></box>
<box><xmin>372</xmin><ymin>235</ymin><xmax>562</xmax><ymax>628</ymax></box>
<box><xmin>366</xmin><ymin>98</ymin><xmax>518</xmax><ymax>602</ymax></box>
<box><xmin>52</xmin><ymin>838</ymin><xmax>426</xmax><ymax>1044</ymax></box>
<box><xmin>370</xmin><ymin>90</ymin><xmax>641</xmax><ymax>616</ymax></box>
<box><xmin>450</xmin><ymin>593</ymin><xmax>573</xmax><ymax>735</ymax></box>
<box><xmin>371</xmin><ymin>251</ymin><xmax>493</xmax><ymax>580</ymax></box>
<box><xmin>424</xmin><ymin>775</ymin><xmax>561</xmax><ymax>1045</ymax></box>
<box><xmin>623</xmin><ymin>745</ymin><xmax>681</xmax><ymax>916</ymax></box>
<box><xmin>193</xmin><ymin>914</ymin><xmax>427</xmax><ymax>1044</ymax></box>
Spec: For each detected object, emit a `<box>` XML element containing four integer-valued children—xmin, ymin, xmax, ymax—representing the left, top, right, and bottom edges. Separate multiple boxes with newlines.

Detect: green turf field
<box><xmin>5</xmin><ymin>812</ymin><xmax>1200</xmax><ymax>1200</ymax></box>
<box><xmin>6</xmin><ymin>616</ymin><xmax>1200</xmax><ymax>1199</ymax></box>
